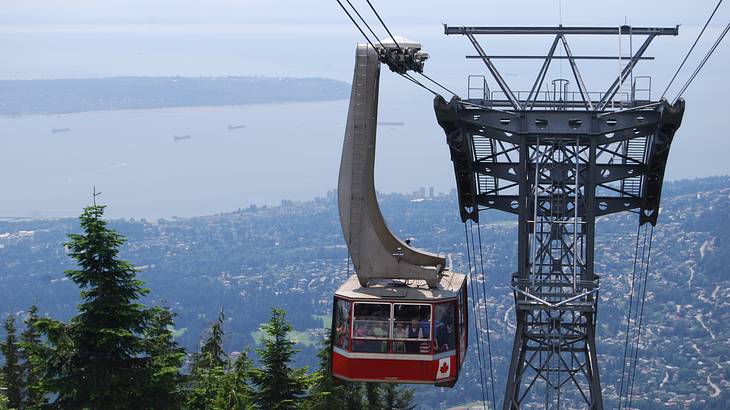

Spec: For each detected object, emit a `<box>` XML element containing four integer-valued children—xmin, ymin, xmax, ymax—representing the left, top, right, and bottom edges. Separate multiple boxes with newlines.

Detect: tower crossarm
<box><xmin>435</xmin><ymin>95</ymin><xmax>684</xmax><ymax>408</ymax></box>
<box><xmin>434</xmin><ymin>98</ymin><xmax>685</xmax><ymax>226</ymax></box>
<box><xmin>443</xmin><ymin>26</ymin><xmax>680</xmax><ymax>36</ymax></box>
<box><xmin>434</xmin><ymin>23</ymin><xmax>685</xmax><ymax>409</ymax></box>
<box><xmin>445</xmin><ymin>25</ymin><xmax>680</xmax><ymax>111</ymax></box>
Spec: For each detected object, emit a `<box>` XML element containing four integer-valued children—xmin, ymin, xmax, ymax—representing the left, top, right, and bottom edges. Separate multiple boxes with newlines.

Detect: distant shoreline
<box><xmin>0</xmin><ymin>98</ymin><xmax>349</xmax><ymax>119</ymax></box>
<box><xmin>0</xmin><ymin>76</ymin><xmax>350</xmax><ymax>117</ymax></box>
<box><xmin>1</xmin><ymin>175</ymin><xmax>727</xmax><ymax>222</ymax></box>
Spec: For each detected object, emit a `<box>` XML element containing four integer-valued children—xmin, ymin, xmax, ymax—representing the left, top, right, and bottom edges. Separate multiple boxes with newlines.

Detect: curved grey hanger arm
<box><xmin>338</xmin><ymin>44</ymin><xmax>445</xmax><ymax>288</ymax></box>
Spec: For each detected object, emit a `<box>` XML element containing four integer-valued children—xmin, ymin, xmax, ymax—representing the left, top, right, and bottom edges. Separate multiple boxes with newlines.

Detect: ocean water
<box><xmin>0</xmin><ymin>99</ymin><xmax>456</xmax><ymax>219</ymax></box>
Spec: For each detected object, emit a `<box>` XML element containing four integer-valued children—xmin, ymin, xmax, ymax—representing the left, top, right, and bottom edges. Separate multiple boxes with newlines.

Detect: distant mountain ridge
<box><xmin>0</xmin><ymin>76</ymin><xmax>350</xmax><ymax>116</ymax></box>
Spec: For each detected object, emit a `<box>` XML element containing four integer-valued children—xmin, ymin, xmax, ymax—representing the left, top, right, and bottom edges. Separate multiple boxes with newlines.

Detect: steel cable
<box><xmin>628</xmin><ymin>225</ymin><xmax>654</xmax><ymax>409</ymax></box>
<box><xmin>476</xmin><ymin>223</ymin><xmax>498</xmax><ymax>410</ymax></box>
<box><xmin>335</xmin><ymin>0</ymin><xmax>379</xmax><ymax>51</ymax></box>
<box><xmin>337</xmin><ymin>0</ymin><xmax>461</xmax><ymax>100</ymax></box>
<box><xmin>623</xmin><ymin>225</ymin><xmax>650</xmax><ymax>408</ymax></box>
<box><xmin>674</xmin><ymin>19</ymin><xmax>730</xmax><ymax>103</ymax></box>
<box><xmin>469</xmin><ymin>223</ymin><xmax>491</xmax><ymax>409</ymax></box>
<box><xmin>344</xmin><ymin>0</ymin><xmax>386</xmax><ymax>50</ymax></box>
<box><xmin>400</xmin><ymin>73</ymin><xmax>440</xmax><ymax>96</ymax></box>
<box><xmin>617</xmin><ymin>223</ymin><xmax>644</xmax><ymax>410</ymax></box>
<box><xmin>661</xmin><ymin>0</ymin><xmax>724</xmax><ymax>99</ymax></box>
<box><xmin>418</xmin><ymin>72</ymin><xmax>459</xmax><ymax>98</ymax></box>
<box><xmin>365</xmin><ymin>0</ymin><xmax>401</xmax><ymax>50</ymax></box>
<box><xmin>465</xmin><ymin>222</ymin><xmax>488</xmax><ymax>409</ymax></box>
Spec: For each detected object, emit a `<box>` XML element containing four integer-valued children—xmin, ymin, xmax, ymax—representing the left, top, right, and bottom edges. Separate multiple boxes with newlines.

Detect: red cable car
<box><xmin>332</xmin><ymin>275</ymin><xmax>468</xmax><ymax>386</ymax></box>
<box><xmin>331</xmin><ymin>39</ymin><xmax>468</xmax><ymax>387</ymax></box>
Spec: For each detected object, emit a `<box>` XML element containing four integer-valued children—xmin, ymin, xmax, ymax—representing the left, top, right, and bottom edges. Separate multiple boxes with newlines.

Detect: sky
<box><xmin>0</xmin><ymin>1</ymin><xmax>728</xmax><ymax>217</ymax></box>
<box><xmin>1</xmin><ymin>1</ymin><xmax>727</xmax><ymax>82</ymax></box>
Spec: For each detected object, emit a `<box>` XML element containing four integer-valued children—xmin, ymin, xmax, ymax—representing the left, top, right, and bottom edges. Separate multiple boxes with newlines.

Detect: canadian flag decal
<box><xmin>436</xmin><ymin>357</ymin><xmax>451</xmax><ymax>379</ymax></box>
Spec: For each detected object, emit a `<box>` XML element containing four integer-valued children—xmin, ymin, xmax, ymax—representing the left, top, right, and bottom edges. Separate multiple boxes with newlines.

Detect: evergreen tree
<box><xmin>186</xmin><ymin>309</ymin><xmax>228</xmax><ymax>409</ymax></box>
<box><xmin>19</xmin><ymin>305</ymin><xmax>46</xmax><ymax>409</ymax></box>
<box><xmin>213</xmin><ymin>350</ymin><xmax>254</xmax><ymax>409</ymax></box>
<box><xmin>143</xmin><ymin>307</ymin><xmax>185</xmax><ymax>409</ymax></box>
<box><xmin>0</xmin><ymin>373</ymin><xmax>9</xmax><ymax>410</ymax></box>
<box><xmin>365</xmin><ymin>383</ymin><xmax>383</xmax><ymax>410</ymax></box>
<box><xmin>186</xmin><ymin>309</ymin><xmax>255</xmax><ymax>409</ymax></box>
<box><xmin>35</xmin><ymin>204</ymin><xmax>153</xmax><ymax>408</ymax></box>
<box><xmin>306</xmin><ymin>329</ymin><xmax>363</xmax><ymax>410</ymax></box>
<box><xmin>382</xmin><ymin>384</ymin><xmax>415</xmax><ymax>410</ymax></box>
<box><xmin>251</xmin><ymin>308</ymin><xmax>310</xmax><ymax>410</ymax></box>
<box><xmin>305</xmin><ymin>332</ymin><xmax>413</xmax><ymax>410</ymax></box>
<box><xmin>196</xmin><ymin>309</ymin><xmax>227</xmax><ymax>370</ymax></box>
<box><xmin>0</xmin><ymin>316</ymin><xmax>22</xmax><ymax>409</ymax></box>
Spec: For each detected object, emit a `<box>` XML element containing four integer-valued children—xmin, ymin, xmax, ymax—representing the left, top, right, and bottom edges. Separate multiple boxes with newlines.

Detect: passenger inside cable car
<box><xmin>331</xmin><ymin>39</ymin><xmax>467</xmax><ymax>387</ymax></box>
<box><xmin>435</xmin><ymin>304</ymin><xmax>456</xmax><ymax>352</ymax></box>
<box><xmin>331</xmin><ymin>275</ymin><xmax>467</xmax><ymax>386</ymax></box>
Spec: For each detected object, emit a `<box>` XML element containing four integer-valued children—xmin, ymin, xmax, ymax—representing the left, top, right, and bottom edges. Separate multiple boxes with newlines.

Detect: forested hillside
<box><xmin>1</xmin><ymin>176</ymin><xmax>728</xmax><ymax>408</ymax></box>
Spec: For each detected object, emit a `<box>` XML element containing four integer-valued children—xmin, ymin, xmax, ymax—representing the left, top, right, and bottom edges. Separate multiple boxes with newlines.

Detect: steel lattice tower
<box><xmin>435</xmin><ymin>25</ymin><xmax>685</xmax><ymax>409</ymax></box>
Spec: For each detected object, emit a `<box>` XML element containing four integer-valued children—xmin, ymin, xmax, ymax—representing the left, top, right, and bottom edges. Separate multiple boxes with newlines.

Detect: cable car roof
<box><xmin>335</xmin><ymin>271</ymin><xmax>467</xmax><ymax>302</ymax></box>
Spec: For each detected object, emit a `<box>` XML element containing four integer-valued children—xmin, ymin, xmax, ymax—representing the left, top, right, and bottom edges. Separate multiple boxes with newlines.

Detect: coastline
<box><xmin>0</xmin><ymin>98</ymin><xmax>349</xmax><ymax>119</ymax></box>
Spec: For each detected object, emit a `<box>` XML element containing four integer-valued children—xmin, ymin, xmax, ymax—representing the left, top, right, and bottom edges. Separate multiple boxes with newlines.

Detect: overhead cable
<box><xmin>344</xmin><ymin>0</ymin><xmax>386</xmax><ymax>49</ymax></box>
<box><xmin>465</xmin><ymin>222</ymin><xmax>488</xmax><ymax>409</ymax></box>
<box><xmin>418</xmin><ymin>72</ymin><xmax>459</xmax><ymax>98</ymax></box>
<box><xmin>661</xmin><ymin>0</ymin><xmax>724</xmax><ymax>99</ymax></box>
<box><xmin>336</xmin><ymin>0</ymin><xmax>461</xmax><ymax>100</ymax></box>
<box><xmin>365</xmin><ymin>0</ymin><xmax>402</xmax><ymax>50</ymax></box>
<box><xmin>469</xmin><ymin>223</ymin><xmax>490</xmax><ymax>409</ymax></box>
<box><xmin>335</xmin><ymin>0</ymin><xmax>378</xmax><ymax>50</ymax></box>
<box><xmin>400</xmin><ymin>73</ymin><xmax>440</xmax><ymax>96</ymax></box>
<box><xmin>628</xmin><ymin>225</ymin><xmax>655</xmax><ymax>410</ymax></box>
<box><xmin>476</xmin><ymin>224</ymin><xmax>497</xmax><ymax>410</ymax></box>
<box><xmin>617</xmin><ymin>224</ymin><xmax>644</xmax><ymax>410</ymax></box>
<box><xmin>674</xmin><ymin>19</ymin><xmax>730</xmax><ymax>103</ymax></box>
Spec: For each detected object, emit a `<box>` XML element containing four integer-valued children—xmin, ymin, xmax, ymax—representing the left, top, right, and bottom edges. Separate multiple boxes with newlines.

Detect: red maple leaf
<box><xmin>439</xmin><ymin>362</ymin><xmax>449</xmax><ymax>373</ymax></box>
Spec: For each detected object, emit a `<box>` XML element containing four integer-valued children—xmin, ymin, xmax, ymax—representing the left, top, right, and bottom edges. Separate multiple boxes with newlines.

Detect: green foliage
<box><xmin>363</xmin><ymin>383</ymin><xmax>415</xmax><ymax>410</ymax></box>
<box><xmin>185</xmin><ymin>309</ymin><xmax>255</xmax><ymax>409</ymax></box>
<box><xmin>1</xmin><ymin>316</ymin><xmax>22</xmax><ymax>409</ymax></box>
<box><xmin>365</xmin><ymin>383</ymin><xmax>383</xmax><ymax>410</ymax></box>
<box><xmin>0</xmin><ymin>373</ymin><xmax>9</xmax><ymax>410</ymax></box>
<box><xmin>33</xmin><ymin>204</ymin><xmax>182</xmax><ymax>409</ymax></box>
<box><xmin>382</xmin><ymin>384</ymin><xmax>415</xmax><ymax>410</ymax></box>
<box><xmin>18</xmin><ymin>305</ymin><xmax>47</xmax><ymax>409</ymax></box>
<box><xmin>143</xmin><ymin>307</ymin><xmax>186</xmax><ymax>409</ymax></box>
<box><xmin>196</xmin><ymin>309</ymin><xmax>227</xmax><ymax>371</ymax></box>
<box><xmin>186</xmin><ymin>309</ymin><xmax>229</xmax><ymax>409</ymax></box>
<box><xmin>212</xmin><ymin>351</ymin><xmax>254</xmax><ymax>410</ymax></box>
<box><xmin>251</xmin><ymin>308</ymin><xmax>311</xmax><ymax>410</ymax></box>
<box><xmin>305</xmin><ymin>330</ymin><xmax>414</xmax><ymax>410</ymax></box>
<box><xmin>305</xmin><ymin>329</ymin><xmax>364</xmax><ymax>410</ymax></box>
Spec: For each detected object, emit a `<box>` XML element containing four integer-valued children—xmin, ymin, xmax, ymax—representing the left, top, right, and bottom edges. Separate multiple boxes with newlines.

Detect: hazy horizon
<box><xmin>1</xmin><ymin>0</ymin><xmax>728</xmax><ymax>218</ymax></box>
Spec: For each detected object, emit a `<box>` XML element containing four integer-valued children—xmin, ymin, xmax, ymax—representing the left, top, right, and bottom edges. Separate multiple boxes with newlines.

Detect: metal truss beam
<box><xmin>435</xmin><ymin>97</ymin><xmax>684</xmax><ymax>409</ymax></box>
<box><xmin>525</xmin><ymin>35</ymin><xmax>561</xmax><ymax>110</ymax></box>
<box><xmin>597</xmin><ymin>34</ymin><xmax>657</xmax><ymax>110</ymax></box>
<box><xmin>559</xmin><ymin>34</ymin><xmax>593</xmax><ymax>110</ymax></box>
<box><xmin>445</xmin><ymin>26</ymin><xmax>679</xmax><ymax>36</ymax></box>
<box><xmin>465</xmin><ymin>33</ymin><xmax>521</xmax><ymax>110</ymax></box>
<box><xmin>447</xmin><ymin>25</ymin><xmax>679</xmax><ymax>113</ymax></box>
<box><xmin>466</xmin><ymin>55</ymin><xmax>655</xmax><ymax>60</ymax></box>
<box><xmin>437</xmin><ymin>25</ymin><xmax>684</xmax><ymax>408</ymax></box>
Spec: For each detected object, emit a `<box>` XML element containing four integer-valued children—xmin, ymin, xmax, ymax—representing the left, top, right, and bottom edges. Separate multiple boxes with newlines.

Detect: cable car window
<box><xmin>352</xmin><ymin>303</ymin><xmax>390</xmax><ymax>352</ymax></box>
<box><xmin>333</xmin><ymin>299</ymin><xmax>351</xmax><ymax>350</ymax></box>
<box><xmin>393</xmin><ymin>304</ymin><xmax>431</xmax><ymax>354</ymax></box>
<box><xmin>434</xmin><ymin>302</ymin><xmax>456</xmax><ymax>353</ymax></box>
